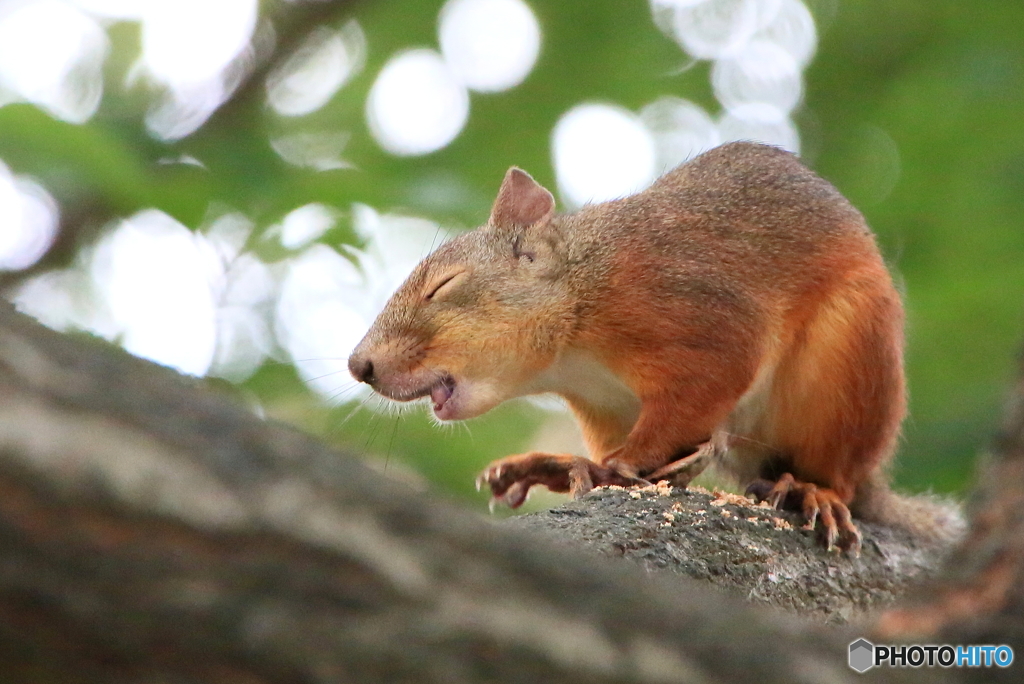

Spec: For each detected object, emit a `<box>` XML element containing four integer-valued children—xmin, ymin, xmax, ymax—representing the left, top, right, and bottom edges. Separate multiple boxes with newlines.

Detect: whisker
<box><xmin>384</xmin><ymin>415</ymin><xmax>400</xmax><ymax>475</ymax></box>
<box><xmin>718</xmin><ymin>431</ymin><xmax>773</xmax><ymax>451</ymax></box>
<box><xmin>324</xmin><ymin>382</ymin><xmax>364</xmax><ymax>406</ymax></box>
<box><xmin>334</xmin><ymin>392</ymin><xmax>376</xmax><ymax>430</ymax></box>
<box><xmin>363</xmin><ymin>397</ymin><xmax>387</xmax><ymax>450</ymax></box>
<box><xmin>262</xmin><ymin>357</ymin><xmax>352</xmax><ymax>367</ymax></box>
<box><xmin>426</xmin><ymin>225</ymin><xmax>443</xmax><ymax>257</ymax></box>
<box><xmin>304</xmin><ymin>368</ymin><xmax>355</xmax><ymax>385</ymax></box>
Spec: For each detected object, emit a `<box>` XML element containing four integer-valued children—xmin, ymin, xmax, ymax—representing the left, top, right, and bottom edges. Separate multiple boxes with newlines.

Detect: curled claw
<box><xmin>833</xmin><ymin>502</ymin><xmax>861</xmax><ymax>557</ymax></box>
<box><xmin>476</xmin><ymin>452</ymin><xmax>648</xmax><ymax>512</ymax></box>
<box><xmin>818</xmin><ymin>499</ymin><xmax>837</xmax><ymax>551</ymax></box>
<box><xmin>746</xmin><ymin>472</ymin><xmax>862</xmax><ymax>554</ymax></box>
<box><xmin>763</xmin><ymin>472</ymin><xmax>796</xmax><ymax>510</ymax></box>
<box><xmin>800</xmin><ymin>486</ymin><xmax>820</xmax><ymax>531</ymax></box>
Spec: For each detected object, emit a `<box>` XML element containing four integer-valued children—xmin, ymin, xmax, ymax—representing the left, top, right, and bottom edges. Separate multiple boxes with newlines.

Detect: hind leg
<box><xmin>754</xmin><ymin>267</ymin><xmax>905</xmax><ymax>554</ymax></box>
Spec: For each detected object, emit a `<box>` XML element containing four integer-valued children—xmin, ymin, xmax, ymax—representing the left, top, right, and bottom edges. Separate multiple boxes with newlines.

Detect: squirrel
<box><xmin>348</xmin><ymin>141</ymin><xmax>963</xmax><ymax>553</ymax></box>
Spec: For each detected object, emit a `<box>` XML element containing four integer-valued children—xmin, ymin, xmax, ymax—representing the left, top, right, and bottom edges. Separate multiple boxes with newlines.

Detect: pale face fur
<box><xmin>349</xmin><ymin>168</ymin><xmax>573</xmax><ymax>420</ymax></box>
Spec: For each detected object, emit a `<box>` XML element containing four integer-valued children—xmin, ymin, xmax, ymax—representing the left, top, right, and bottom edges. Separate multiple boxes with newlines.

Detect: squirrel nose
<box><xmin>348</xmin><ymin>354</ymin><xmax>375</xmax><ymax>385</ymax></box>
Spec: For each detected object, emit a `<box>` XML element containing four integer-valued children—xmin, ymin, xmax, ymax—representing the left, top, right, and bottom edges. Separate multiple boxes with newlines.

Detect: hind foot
<box><xmin>746</xmin><ymin>473</ymin><xmax>862</xmax><ymax>554</ymax></box>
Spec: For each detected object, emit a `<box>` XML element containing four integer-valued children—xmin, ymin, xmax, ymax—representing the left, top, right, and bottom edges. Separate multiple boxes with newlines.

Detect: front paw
<box><xmin>477</xmin><ymin>452</ymin><xmax>647</xmax><ymax>509</ymax></box>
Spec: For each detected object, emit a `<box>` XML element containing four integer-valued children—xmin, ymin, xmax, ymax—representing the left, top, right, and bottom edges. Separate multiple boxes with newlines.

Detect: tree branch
<box><xmin>0</xmin><ymin>300</ymin><xmax>1014</xmax><ymax>682</ymax></box>
<box><xmin>511</xmin><ymin>482</ymin><xmax>956</xmax><ymax>624</ymax></box>
<box><xmin>877</xmin><ymin>352</ymin><xmax>1024</xmax><ymax>655</ymax></box>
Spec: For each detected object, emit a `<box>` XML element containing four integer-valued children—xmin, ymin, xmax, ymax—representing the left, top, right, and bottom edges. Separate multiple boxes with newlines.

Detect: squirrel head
<box><xmin>349</xmin><ymin>167</ymin><xmax>574</xmax><ymax>421</ymax></box>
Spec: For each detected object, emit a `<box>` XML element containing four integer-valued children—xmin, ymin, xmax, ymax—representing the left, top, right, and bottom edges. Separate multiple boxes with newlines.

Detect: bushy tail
<box><xmin>852</xmin><ymin>472</ymin><xmax>966</xmax><ymax>545</ymax></box>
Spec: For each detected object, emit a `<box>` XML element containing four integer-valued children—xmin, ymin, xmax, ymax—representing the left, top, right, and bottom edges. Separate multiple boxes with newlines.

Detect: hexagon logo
<box><xmin>849</xmin><ymin>638</ymin><xmax>875</xmax><ymax>673</ymax></box>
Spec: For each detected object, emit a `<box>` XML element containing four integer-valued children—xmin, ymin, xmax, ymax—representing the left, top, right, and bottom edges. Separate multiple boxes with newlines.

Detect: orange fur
<box><xmin>350</xmin><ymin>142</ymin><xmax>960</xmax><ymax>551</ymax></box>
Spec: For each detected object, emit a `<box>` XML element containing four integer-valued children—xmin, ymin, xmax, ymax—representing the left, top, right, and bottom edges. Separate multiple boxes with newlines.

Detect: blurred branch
<box><xmin>0</xmin><ymin>299</ymin><xmax>969</xmax><ymax>684</ymax></box>
<box><xmin>876</xmin><ymin>349</ymin><xmax>1024</xmax><ymax>652</ymax></box>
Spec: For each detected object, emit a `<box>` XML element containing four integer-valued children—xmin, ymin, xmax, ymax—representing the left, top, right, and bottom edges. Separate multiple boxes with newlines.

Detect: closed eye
<box><xmin>425</xmin><ymin>271</ymin><xmax>465</xmax><ymax>301</ymax></box>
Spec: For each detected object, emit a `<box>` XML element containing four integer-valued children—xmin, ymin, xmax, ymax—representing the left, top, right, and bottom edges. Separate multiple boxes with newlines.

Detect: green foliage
<box><xmin>806</xmin><ymin>0</ymin><xmax>1024</xmax><ymax>491</ymax></box>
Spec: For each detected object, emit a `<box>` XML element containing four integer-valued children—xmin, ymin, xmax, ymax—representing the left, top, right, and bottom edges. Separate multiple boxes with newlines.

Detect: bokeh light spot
<box><xmin>68</xmin><ymin>0</ymin><xmax>142</xmax><ymax>19</ymax></box>
<box><xmin>141</xmin><ymin>0</ymin><xmax>257</xmax><ymax>87</ymax></box>
<box><xmin>271</xmin><ymin>131</ymin><xmax>352</xmax><ymax>171</ymax></box>
<box><xmin>137</xmin><ymin>0</ymin><xmax>258</xmax><ymax>139</ymax></box>
<box><xmin>0</xmin><ymin>0</ymin><xmax>108</xmax><ymax>122</ymax></box>
<box><xmin>267</xmin><ymin>20</ymin><xmax>366</xmax><ymax>117</ymax></box>
<box><xmin>278</xmin><ymin>203</ymin><xmax>338</xmax><ymax>250</ymax></box>
<box><xmin>439</xmin><ymin>0</ymin><xmax>541</xmax><ymax>93</ymax></box>
<box><xmin>552</xmin><ymin>103</ymin><xmax>657</xmax><ymax>208</ymax></box>
<box><xmin>840</xmin><ymin>125</ymin><xmax>902</xmax><ymax>206</ymax></box>
<box><xmin>211</xmin><ymin>250</ymin><xmax>274</xmax><ymax>382</ymax></box>
<box><xmin>640</xmin><ymin>97</ymin><xmax>720</xmax><ymax>174</ymax></box>
<box><xmin>275</xmin><ymin>244</ymin><xmax>369</xmax><ymax>399</ymax></box>
<box><xmin>90</xmin><ymin>210</ymin><xmax>220</xmax><ymax>376</ymax></box>
<box><xmin>757</xmin><ymin>0</ymin><xmax>816</xmax><ymax>67</ymax></box>
<box><xmin>712</xmin><ymin>38</ymin><xmax>802</xmax><ymax>114</ymax></box>
<box><xmin>661</xmin><ymin>0</ymin><xmax>781</xmax><ymax>60</ymax></box>
<box><xmin>718</xmin><ymin>105</ymin><xmax>799</xmax><ymax>153</ymax></box>
<box><xmin>367</xmin><ymin>49</ymin><xmax>469</xmax><ymax>156</ymax></box>
<box><xmin>0</xmin><ymin>161</ymin><xmax>59</xmax><ymax>271</ymax></box>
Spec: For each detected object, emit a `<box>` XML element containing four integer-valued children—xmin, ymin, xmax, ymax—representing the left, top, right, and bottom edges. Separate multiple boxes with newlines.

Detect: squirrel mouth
<box><xmin>429</xmin><ymin>375</ymin><xmax>456</xmax><ymax>415</ymax></box>
<box><xmin>378</xmin><ymin>374</ymin><xmax>457</xmax><ymax>417</ymax></box>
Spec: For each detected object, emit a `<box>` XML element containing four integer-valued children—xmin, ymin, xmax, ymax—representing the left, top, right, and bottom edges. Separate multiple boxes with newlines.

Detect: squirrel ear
<box><xmin>489</xmin><ymin>167</ymin><xmax>555</xmax><ymax>228</ymax></box>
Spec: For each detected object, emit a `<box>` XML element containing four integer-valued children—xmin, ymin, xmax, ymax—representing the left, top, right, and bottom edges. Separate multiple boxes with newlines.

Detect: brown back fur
<box><xmin>350</xmin><ymin>142</ymin><xmax>959</xmax><ymax>536</ymax></box>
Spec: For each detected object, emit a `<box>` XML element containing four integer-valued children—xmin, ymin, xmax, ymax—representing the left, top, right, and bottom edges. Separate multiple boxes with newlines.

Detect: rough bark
<box><xmin>509</xmin><ymin>483</ymin><xmax>955</xmax><ymax>624</ymax></box>
<box><xmin>0</xmin><ymin>299</ymin><xmax>1016</xmax><ymax>683</ymax></box>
